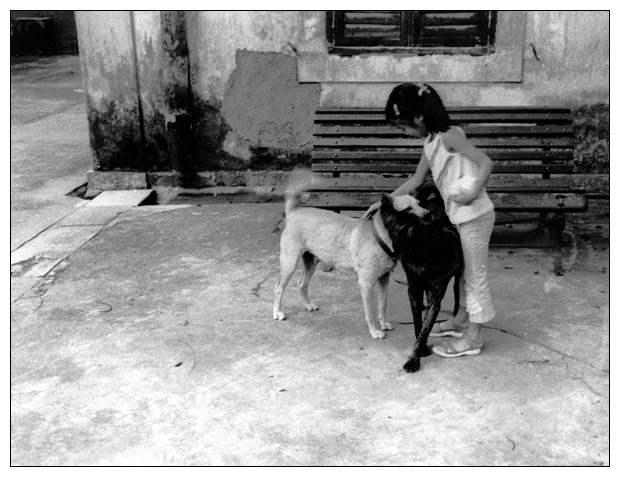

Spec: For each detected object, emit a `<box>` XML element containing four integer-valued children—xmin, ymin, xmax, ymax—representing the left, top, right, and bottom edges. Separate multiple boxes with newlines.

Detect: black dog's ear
<box><xmin>380</xmin><ymin>192</ymin><xmax>391</xmax><ymax>203</ymax></box>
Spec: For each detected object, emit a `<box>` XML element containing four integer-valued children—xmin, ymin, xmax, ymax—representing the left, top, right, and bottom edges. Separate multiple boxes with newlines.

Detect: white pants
<box><xmin>456</xmin><ymin>210</ymin><xmax>496</xmax><ymax>324</ymax></box>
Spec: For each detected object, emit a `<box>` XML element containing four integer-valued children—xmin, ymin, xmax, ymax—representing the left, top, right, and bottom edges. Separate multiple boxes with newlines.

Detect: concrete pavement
<box><xmin>11</xmin><ymin>55</ymin><xmax>92</xmax><ymax>252</ymax></box>
<box><xmin>10</xmin><ymin>56</ymin><xmax>610</xmax><ymax>466</ymax></box>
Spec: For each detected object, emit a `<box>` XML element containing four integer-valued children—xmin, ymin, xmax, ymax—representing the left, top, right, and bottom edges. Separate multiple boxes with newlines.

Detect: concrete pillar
<box><xmin>158</xmin><ymin>11</ymin><xmax>191</xmax><ymax>175</ymax></box>
<box><xmin>76</xmin><ymin>11</ymin><xmax>144</xmax><ymax>172</ymax></box>
<box><xmin>76</xmin><ymin>11</ymin><xmax>191</xmax><ymax>175</ymax></box>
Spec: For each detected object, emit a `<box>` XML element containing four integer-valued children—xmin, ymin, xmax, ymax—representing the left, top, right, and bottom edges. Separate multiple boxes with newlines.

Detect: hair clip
<box><xmin>393</xmin><ymin>103</ymin><xmax>400</xmax><ymax>116</ymax></box>
<box><xmin>417</xmin><ymin>83</ymin><xmax>429</xmax><ymax>96</ymax></box>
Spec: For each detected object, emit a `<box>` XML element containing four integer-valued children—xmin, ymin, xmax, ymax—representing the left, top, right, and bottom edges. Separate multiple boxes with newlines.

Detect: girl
<box><xmin>374</xmin><ymin>82</ymin><xmax>496</xmax><ymax>358</ymax></box>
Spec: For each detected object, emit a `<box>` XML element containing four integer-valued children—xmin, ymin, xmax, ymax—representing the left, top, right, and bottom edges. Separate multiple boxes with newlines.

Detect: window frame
<box><xmin>297</xmin><ymin>11</ymin><xmax>526</xmax><ymax>84</ymax></box>
<box><xmin>326</xmin><ymin>10</ymin><xmax>497</xmax><ymax>56</ymax></box>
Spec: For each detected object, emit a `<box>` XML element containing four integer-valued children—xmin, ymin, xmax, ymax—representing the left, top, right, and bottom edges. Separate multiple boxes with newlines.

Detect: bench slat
<box><xmin>315</xmin><ymin>112</ymin><xmax>573</xmax><ymax>124</ymax></box>
<box><xmin>314</xmin><ymin>124</ymin><xmax>574</xmax><ymax>137</ymax></box>
<box><xmin>312</xmin><ymin>164</ymin><xmax>574</xmax><ymax>174</ymax></box>
<box><xmin>316</xmin><ymin>107</ymin><xmax>572</xmax><ymax>114</ymax></box>
<box><xmin>314</xmin><ymin>137</ymin><xmax>574</xmax><ymax>148</ymax></box>
<box><xmin>310</xmin><ymin>106</ymin><xmax>584</xmax><ymax>270</ymax></box>
<box><xmin>303</xmin><ymin>191</ymin><xmax>587</xmax><ymax>213</ymax></box>
<box><xmin>311</xmin><ymin>150</ymin><xmax>574</xmax><ymax>161</ymax></box>
<box><xmin>307</xmin><ymin>176</ymin><xmax>585</xmax><ymax>192</ymax></box>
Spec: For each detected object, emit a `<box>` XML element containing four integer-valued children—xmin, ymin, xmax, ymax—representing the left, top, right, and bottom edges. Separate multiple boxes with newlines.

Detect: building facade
<box><xmin>75</xmin><ymin>11</ymin><xmax>610</xmax><ymax>179</ymax></box>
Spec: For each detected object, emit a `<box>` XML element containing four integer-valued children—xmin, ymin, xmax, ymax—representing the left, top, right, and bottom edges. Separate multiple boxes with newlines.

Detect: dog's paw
<box><xmin>370</xmin><ymin>329</ymin><xmax>386</xmax><ymax>339</ymax></box>
<box><xmin>403</xmin><ymin>358</ymin><xmax>420</xmax><ymax>373</ymax></box>
<box><xmin>304</xmin><ymin>303</ymin><xmax>319</xmax><ymax>311</ymax></box>
<box><xmin>273</xmin><ymin>311</ymin><xmax>287</xmax><ymax>321</ymax></box>
<box><xmin>380</xmin><ymin>321</ymin><xmax>394</xmax><ymax>331</ymax></box>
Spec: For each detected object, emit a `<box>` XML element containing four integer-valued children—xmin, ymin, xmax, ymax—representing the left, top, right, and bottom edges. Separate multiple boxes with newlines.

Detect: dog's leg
<box><xmin>273</xmin><ymin>243</ymin><xmax>302</xmax><ymax>321</ymax></box>
<box><xmin>404</xmin><ymin>281</ymin><xmax>448</xmax><ymax>373</ymax></box>
<box><xmin>298</xmin><ymin>252</ymin><xmax>319</xmax><ymax>312</ymax></box>
<box><xmin>405</xmin><ymin>277</ymin><xmax>424</xmax><ymax>345</ymax></box>
<box><xmin>376</xmin><ymin>272</ymin><xmax>393</xmax><ymax>332</ymax></box>
<box><xmin>358</xmin><ymin>273</ymin><xmax>385</xmax><ymax>339</ymax></box>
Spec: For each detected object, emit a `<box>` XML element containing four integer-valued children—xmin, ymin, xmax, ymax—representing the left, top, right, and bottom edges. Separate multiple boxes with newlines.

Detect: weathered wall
<box><xmin>137</xmin><ymin>11</ymin><xmax>192</xmax><ymax>174</ymax></box>
<box><xmin>77</xmin><ymin>11</ymin><xmax>609</xmax><ymax>174</ymax></box>
<box><xmin>76</xmin><ymin>11</ymin><xmax>144</xmax><ymax>171</ymax></box>
<box><xmin>296</xmin><ymin>11</ymin><xmax>609</xmax><ymax>108</ymax></box>
<box><xmin>185</xmin><ymin>10</ymin><xmax>609</xmax><ymax>170</ymax></box>
<box><xmin>186</xmin><ymin>11</ymin><xmax>320</xmax><ymax>171</ymax></box>
<box><xmin>77</xmin><ymin>11</ymin><xmax>191</xmax><ymax>173</ymax></box>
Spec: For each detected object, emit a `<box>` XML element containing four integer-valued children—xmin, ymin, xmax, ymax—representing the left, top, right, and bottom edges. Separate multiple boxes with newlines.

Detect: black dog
<box><xmin>380</xmin><ymin>183</ymin><xmax>464</xmax><ymax>372</ymax></box>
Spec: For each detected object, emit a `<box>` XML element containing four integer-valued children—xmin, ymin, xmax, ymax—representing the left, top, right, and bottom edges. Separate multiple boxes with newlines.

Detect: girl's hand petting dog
<box><xmin>362</xmin><ymin>195</ymin><xmax>429</xmax><ymax>220</ymax></box>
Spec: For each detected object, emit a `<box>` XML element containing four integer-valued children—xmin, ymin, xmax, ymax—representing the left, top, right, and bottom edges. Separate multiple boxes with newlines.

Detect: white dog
<box><xmin>273</xmin><ymin>178</ymin><xmax>428</xmax><ymax>338</ymax></box>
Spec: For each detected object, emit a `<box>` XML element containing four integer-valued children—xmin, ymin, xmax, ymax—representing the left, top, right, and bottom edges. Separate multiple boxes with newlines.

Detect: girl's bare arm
<box><xmin>444</xmin><ymin>128</ymin><xmax>493</xmax><ymax>184</ymax></box>
<box><xmin>443</xmin><ymin>128</ymin><xmax>493</xmax><ymax>203</ymax></box>
<box><xmin>391</xmin><ymin>151</ymin><xmax>430</xmax><ymax>197</ymax></box>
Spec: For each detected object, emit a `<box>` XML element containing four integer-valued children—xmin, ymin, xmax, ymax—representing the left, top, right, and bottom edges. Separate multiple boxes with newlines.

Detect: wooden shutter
<box><xmin>330</xmin><ymin>11</ymin><xmax>409</xmax><ymax>47</ymax></box>
<box><xmin>414</xmin><ymin>11</ymin><xmax>496</xmax><ymax>47</ymax></box>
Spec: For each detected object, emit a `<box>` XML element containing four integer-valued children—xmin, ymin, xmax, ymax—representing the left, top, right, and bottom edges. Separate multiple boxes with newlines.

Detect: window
<box><xmin>327</xmin><ymin>11</ymin><xmax>497</xmax><ymax>55</ymax></box>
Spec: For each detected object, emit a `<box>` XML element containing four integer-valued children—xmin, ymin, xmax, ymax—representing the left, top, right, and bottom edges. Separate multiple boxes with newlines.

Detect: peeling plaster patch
<box><xmin>221</xmin><ymin>50</ymin><xmax>320</xmax><ymax>151</ymax></box>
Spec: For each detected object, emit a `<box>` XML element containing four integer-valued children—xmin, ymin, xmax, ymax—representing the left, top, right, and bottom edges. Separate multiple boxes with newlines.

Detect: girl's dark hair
<box><xmin>385</xmin><ymin>83</ymin><xmax>452</xmax><ymax>133</ymax></box>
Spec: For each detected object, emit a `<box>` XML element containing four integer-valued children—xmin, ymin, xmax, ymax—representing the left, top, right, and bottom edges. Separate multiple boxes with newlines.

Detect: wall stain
<box><xmin>141</xmin><ymin>110</ymin><xmax>170</xmax><ymax>171</ymax></box>
<box><xmin>87</xmin><ymin>100</ymin><xmax>143</xmax><ymax>171</ymax></box>
<box><xmin>87</xmin><ymin>43</ymin><xmax>319</xmax><ymax>173</ymax></box>
<box><xmin>188</xmin><ymin>95</ymin><xmax>231</xmax><ymax>172</ymax></box>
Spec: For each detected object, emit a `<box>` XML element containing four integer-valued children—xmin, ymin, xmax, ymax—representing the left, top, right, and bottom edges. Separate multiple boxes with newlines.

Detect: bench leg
<box><xmin>535</xmin><ymin>212</ymin><xmax>548</xmax><ymax>236</ymax></box>
<box><xmin>547</xmin><ymin>213</ymin><xmax>566</xmax><ymax>276</ymax></box>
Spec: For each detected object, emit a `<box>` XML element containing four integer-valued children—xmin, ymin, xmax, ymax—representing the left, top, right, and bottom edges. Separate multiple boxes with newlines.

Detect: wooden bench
<box><xmin>304</xmin><ymin>107</ymin><xmax>588</xmax><ymax>275</ymax></box>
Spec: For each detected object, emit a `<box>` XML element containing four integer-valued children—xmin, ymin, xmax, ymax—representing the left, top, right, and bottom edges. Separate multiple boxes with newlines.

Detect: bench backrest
<box><xmin>307</xmin><ymin>107</ymin><xmax>587</xmax><ymax>213</ymax></box>
<box><xmin>312</xmin><ymin>107</ymin><xmax>574</xmax><ymax>178</ymax></box>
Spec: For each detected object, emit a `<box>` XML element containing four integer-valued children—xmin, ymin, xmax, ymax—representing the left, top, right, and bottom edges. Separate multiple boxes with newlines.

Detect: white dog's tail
<box><xmin>284</xmin><ymin>187</ymin><xmax>303</xmax><ymax>216</ymax></box>
<box><xmin>284</xmin><ymin>170</ymin><xmax>323</xmax><ymax>216</ymax></box>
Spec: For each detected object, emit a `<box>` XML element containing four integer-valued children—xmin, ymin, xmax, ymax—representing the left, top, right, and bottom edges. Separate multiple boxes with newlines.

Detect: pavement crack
<box><xmin>484</xmin><ymin>324</ymin><xmax>609</xmax><ymax>376</ymax></box>
<box><xmin>218</xmin><ymin>237</ymin><xmax>270</xmax><ymax>261</ymax></box>
<box><xmin>251</xmin><ymin>270</ymin><xmax>278</xmax><ymax>302</ymax></box>
<box><xmin>105</xmin><ymin>207</ymin><xmax>191</xmax><ymax>228</ymax></box>
<box><xmin>563</xmin><ymin>360</ymin><xmax>608</xmax><ymax>398</ymax></box>
<box><xmin>19</xmin><ymin>100</ymin><xmax>86</xmax><ymax>126</ymax></box>
<box><xmin>272</xmin><ymin>213</ymin><xmax>285</xmax><ymax>233</ymax></box>
<box><xmin>11</xmin><ymin>210</ymin><xmax>77</xmax><ymax>254</ymax></box>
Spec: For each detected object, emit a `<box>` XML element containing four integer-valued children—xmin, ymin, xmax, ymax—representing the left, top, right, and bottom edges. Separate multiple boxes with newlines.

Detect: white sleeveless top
<box><xmin>424</xmin><ymin>128</ymin><xmax>494</xmax><ymax>225</ymax></box>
